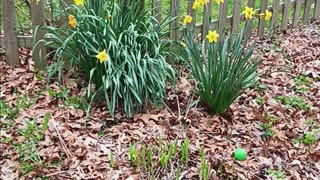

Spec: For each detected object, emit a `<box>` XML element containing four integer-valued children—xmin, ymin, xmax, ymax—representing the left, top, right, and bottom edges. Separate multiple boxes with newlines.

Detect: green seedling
<box><xmin>129</xmin><ymin>143</ymin><xmax>139</xmax><ymax>168</ymax></box>
<box><xmin>266</xmin><ymin>168</ymin><xmax>286</xmax><ymax>180</ymax></box>
<box><xmin>109</xmin><ymin>152</ymin><xmax>114</xmax><ymax>168</ymax></box>
<box><xmin>181</xmin><ymin>138</ymin><xmax>189</xmax><ymax>163</ymax></box>
<box><xmin>46</xmin><ymin>86</ymin><xmax>83</xmax><ymax>109</ymax></box>
<box><xmin>171</xmin><ymin>140</ymin><xmax>178</xmax><ymax>158</ymax></box>
<box><xmin>265</xmin><ymin>114</ymin><xmax>279</xmax><ymax>124</ymax></box>
<box><xmin>300</xmin><ymin>130</ymin><xmax>319</xmax><ymax>145</ymax></box>
<box><xmin>253</xmin><ymin>82</ymin><xmax>268</xmax><ymax>93</ymax></box>
<box><xmin>141</xmin><ymin>145</ymin><xmax>147</xmax><ymax>171</ymax></box>
<box><xmin>13</xmin><ymin>114</ymin><xmax>50</xmax><ymax>174</ymax></box>
<box><xmin>304</xmin><ymin>116</ymin><xmax>317</xmax><ymax>129</ymax></box>
<box><xmin>200</xmin><ymin>146</ymin><xmax>210</xmax><ymax>180</ymax></box>
<box><xmin>275</xmin><ymin>95</ymin><xmax>311</xmax><ymax>110</ymax></box>
<box><xmin>256</xmin><ymin>97</ymin><xmax>264</xmax><ymax>105</ymax></box>
<box><xmin>147</xmin><ymin>148</ymin><xmax>153</xmax><ymax>168</ymax></box>
<box><xmin>160</xmin><ymin>151</ymin><xmax>169</xmax><ymax>169</ymax></box>
<box><xmin>175</xmin><ymin>164</ymin><xmax>181</xmax><ymax>180</ymax></box>
<box><xmin>98</xmin><ymin>131</ymin><xmax>105</xmax><ymax>137</ymax></box>
<box><xmin>257</xmin><ymin>122</ymin><xmax>274</xmax><ymax>139</ymax></box>
<box><xmin>294</xmin><ymin>75</ymin><xmax>312</xmax><ymax>86</ymax></box>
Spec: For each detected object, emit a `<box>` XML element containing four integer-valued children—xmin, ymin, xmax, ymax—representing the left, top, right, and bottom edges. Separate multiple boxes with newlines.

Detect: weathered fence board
<box><xmin>303</xmin><ymin>0</ymin><xmax>313</xmax><ymax>23</ymax></box>
<box><xmin>231</xmin><ymin>0</ymin><xmax>241</xmax><ymax>34</ymax></box>
<box><xmin>270</xmin><ymin>0</ymin><xmax>280</xmax><ymax>32</ymax></box>
<box><xmin>315</xmin><ymin>0</ymin><xmax>320</xmax><ymax>19</ymax></box>
<box><xmin>152</xmin><ymin>0</ymin><xmax>162</xmax><ymax>22</ymax></box>
<box><xmin>1</xmin><ymin>0</ymin><xmax>19</xmax><ymax>65</ymax></box>
<box><xmin>258</xmin><ymin>0</ymin><xmax>268</xmax><ymax>37</ymax></box>
<box><xmin>169</xmin><ymin>0</ymin><xmax>179</xmax><ymax>41</ymax></box>
<box><xmin>31</xmin><ymin>0</ymin><xmax>46</xmax><ymax>69</ymax></box>
<box><xmin>293</xmin><ymin>0</ymin><xmax>303</xmax><ymax>27</ymax></box>
<box><xmin>202</xmin><ymin>0</ymin><xmax>213</xmax><ymax>41</ymax></box>
<box><xmin>217</xmin><ymin>0</ymin><xmax>228</xmax><ymax>40</ymax></box>
<box><xmin>187</xmin><ymin>0</ymin><xmax>196</xmax><ymax>24</ymax></box>
<box><xmin>281</xmin><ymin>0</ymin><xmax>291</xmax><ymax>30</ymax></box>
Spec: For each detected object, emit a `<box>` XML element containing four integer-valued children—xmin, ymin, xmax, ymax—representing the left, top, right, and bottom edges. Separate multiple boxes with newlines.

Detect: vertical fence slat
<box><xmin>31</xmin><ymin>0</ymin><xmax>47</xmax><ymax>69</ymax></box>
<box><xmin>201</xmin><ymin>0</ymin><xmax>213</xmax><ymax>40</ymax></box>
<box><xmin>293</xmin><ymin>0</ymin><xmax>303</xmax><ymax>27</ymax></box>
<box><xmin>245</xmin><ymin>0</ymin><xmax>255</xmax><ymax>37</ymax></box>
<box><xmin>187</xmin><ymin>0</ymin><xmax>196</xmax><ymax>23</ymax></box>
<box><xmin>281</xmin><ymin>0</ymin><xmax>291</xmax><ymax>30</ymax></box>
<box><xmin>303</xmin><ymin>0</ymin><xmax>312</xmax><ymax>23</ymax></box>
<box><xmin>270</xmin><ymin>0</ymin><xmax>280</xmax><ymax>32</ymax></box>
<box><xmin>2</xmin><ymin>0</ymin><xmax>19</xmax><ymax>65</ymax></box>
<box><xmin>257</xmin><ymin>0</ymin><xmax>268</xmax><ymax>37</ymax></box>
<box><xmin>231</xmin><ymin>0</ymin><xmax>241</xmax><ymax>34</ymax></box>
<box><xmin>217</xmin><ymin>0</ymin><xmax>228</xmax><ymax>39</ymax></box>
<box><xmin>152</xmin><ymin>0</ymin><xmax>162</xmax><ymax>22</ymax></box>
<box><xmin>315</xmin><ymin>0</ymin><xmax>320</xmax><ymax>19</ymax></box>
<box><xmin>169</xmin><ymin>0</ymin><xmax>179</xmax><ymax>41</ymax></box>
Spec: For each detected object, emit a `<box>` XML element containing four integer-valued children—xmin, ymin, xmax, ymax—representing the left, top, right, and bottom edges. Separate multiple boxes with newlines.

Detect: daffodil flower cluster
<box><xmin>242</xmin><ymin>6</ymin><xmax>273</xmax><ymax>21</ymax></box>
<box><xmin>68</xmin><ymin>0</ymin><xmax>109</xmax><ymax>63</ymax></box>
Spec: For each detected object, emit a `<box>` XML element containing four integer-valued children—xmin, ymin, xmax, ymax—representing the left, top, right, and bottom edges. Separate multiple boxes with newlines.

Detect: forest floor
<box><xmin>1</xmin><ymin>21</ymin><xmax>320</xmax><ymax>180</ymax></box>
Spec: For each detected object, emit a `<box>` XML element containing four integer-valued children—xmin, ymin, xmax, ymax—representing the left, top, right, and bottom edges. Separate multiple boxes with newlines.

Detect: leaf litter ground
<box><xmin>1</xmin><ymin>22</ymin><xmax>319</xmax><ymax>179</ymax></box>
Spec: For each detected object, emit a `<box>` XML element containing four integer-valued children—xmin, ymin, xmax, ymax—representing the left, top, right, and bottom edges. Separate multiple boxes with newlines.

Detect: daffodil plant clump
<box><xmin>181</xmin><ymin>1</ymin><xmax>272</xmax><ymax>114</ymax></box>
<box><xmin>35</xmin><ymin>0</ymin><xmax>175</xmax><ymax>117</ymax></box>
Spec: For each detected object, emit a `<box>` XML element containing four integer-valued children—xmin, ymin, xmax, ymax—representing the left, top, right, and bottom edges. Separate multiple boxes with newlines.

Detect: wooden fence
<box><xmin>1</xmin><ymin>0</ymin><xmax>320</xmax><ymax>68</ymax></box>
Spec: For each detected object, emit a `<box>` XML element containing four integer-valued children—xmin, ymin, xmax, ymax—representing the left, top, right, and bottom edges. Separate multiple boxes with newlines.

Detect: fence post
<box><xmin>201</xmin><ymin>0</ymin><xmax>213</xmax><ymax>41</ymax></box>
<box><xmin>303</xmin><ymin>0</ymin><xmax>312</xmax><ymax>23</ymax></box>
<box><xmin>169</xmin><ymin>0</ymin><xmax>179</xmax><ymax>41</ymax></box>
<box><xmin>293</xmin><ymin>0</ymin><xmax>303</xmax><ymax>27</ymax></box>
<box><xmin>244</xmin><ymin>0</ymin><xmax>255</xmax><ymax>38</ymax></box>
<box><xmin>315</xmin><ymin>0</ymin><xmax>320</xmax><ymax>20</ymax></box>
<box><xmin>152</xmin><ymin>0</ymin><xmax>162</xmax><ymax>23</ymax></box>
<box><xmin>187</xmin><ymin>0</ymin><xmax>196</xmax><ymax>21</ymax></box>
<box><xmin>231</xmin><ymin>0</ymin><xmax>241</xmax><ymax>34</ymax></box>
<box><xmin>269</xmin><ymin>0</ymin><xmax>279</xmax><ymax>33</ymax></box>
<box><xmin>257</xmin><ymin>0</ymin><xmax>268</xmax><ymax>37</ymax></box>
<box><xmin>31</xmin><ymin>0</ymin><xmax>47</xmax><ymax>69</ymax></box>
<box><xmin>217</xmin><ymin>0</ymin><xmax>228</xmax><ymax>42</ymax></box>
<box><xmin>2</xmin><ymin>0</ymin><xmax>19</xmax><ymax>66</ymax></box>
<box><xmin>281</xmin><ymin>0</ymin><xmax>291</xmax><ymax>31</ymax></box>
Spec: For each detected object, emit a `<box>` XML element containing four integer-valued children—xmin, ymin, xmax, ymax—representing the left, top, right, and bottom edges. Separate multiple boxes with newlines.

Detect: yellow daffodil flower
<box><xmin>206</xmin><ymin>30</ymin><xmax>219</xmax><ymax>43</ymax></box>
<box><xmin>215</xmin><ymin>0</ymin><xmax>224</xmax><ymax>4</ymax></box>
<box><xmin>192</xmin><ymin>0</ymin><xmax>201</xmax><ymax>10</ymax></box>
<box><xmin>96</xmin><ymin>49</ymin><xmax>108</xmax><ymax>63</ymax></box>
<box><xmin>183</xmin><ymin>15</ymin><xmax>193</xmax><ymax>24</ymax></box>
<box><xmin>242</xmin><ymin>6</ymin><xmax>255</xmax><ymax>20</ymax></box>
<box><xmin>265</xmin><ymin>10</ymin><xmax>272</xmax><ymax>21</ymax></box>
<box><xmin>74</xmin><ymin>0</ymin><xmax>84</xmax><ymax>6</ymax></box>
<box><xmin>68</xmin><ymin>15</ymin><xmax>77</xmax><ymax>28</ymax></box>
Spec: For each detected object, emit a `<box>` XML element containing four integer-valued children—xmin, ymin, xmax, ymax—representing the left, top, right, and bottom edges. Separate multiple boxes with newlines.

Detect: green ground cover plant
<box><xmin>275</xmin><ymin>95</ymin><xmax>311</xmax><ymax>110</ymax></box>
<box><xmin>12</xmin><ymin>113</ymin><xmax>49</xmax><ymax>175</ymax></box>
<box><xmin>35</xmin><ymin>0</ymin><xmax>175</xmax><ymax>117</ymax></box>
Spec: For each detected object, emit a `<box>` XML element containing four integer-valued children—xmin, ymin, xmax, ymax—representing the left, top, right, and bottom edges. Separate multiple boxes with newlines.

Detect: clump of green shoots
<box><xmin>109</xmin><ymin>152</ymin><xmax>114</xmax><ymax>168</ymax></box>
<box><xmin>200</xmin><ymin>146</ymin><xmax>210</xmax><ymax>180</ymax></box>
<box><xmin>128</xmin><ymin>138</ymin><xmax>190</xmax><ymax>179</ymax></box>
<box><xmin>181</xmin><ymin>138</ymin><xmax>189</xmax><ymax>163</ymax></box>
<box><xmin>129</xmin><ymin>143</ymin><xmax>139</xmax><ymax>170</ymax></box>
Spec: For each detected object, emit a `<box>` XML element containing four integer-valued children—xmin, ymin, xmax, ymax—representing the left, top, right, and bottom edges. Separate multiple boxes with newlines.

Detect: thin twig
<box><xmin>52</xmin><ymin>119</ymin><xmax>72</xmax><ymax>158</ymax></box>
<box><xmin>44</xmin><ymin>171</ymin><xmax>69</xmax><ymax>177</ymax></box>
<box><xmin>158</xmin><ymin>96</ymin><xmax>175</xmax><ymax>115</ymax></box>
